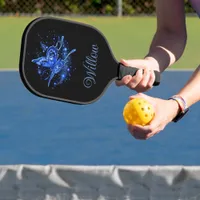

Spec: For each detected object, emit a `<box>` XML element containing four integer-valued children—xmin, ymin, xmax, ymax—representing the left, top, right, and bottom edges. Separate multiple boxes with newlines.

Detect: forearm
<box><xmin>176</xmin><ymin>65</ymin><xmax>200</xmax><ymax>107</ymax></box>
<box><xmin>145</xmin><ymin>29</ymin><xmax>187</xmax><ymax>72</ymax></box>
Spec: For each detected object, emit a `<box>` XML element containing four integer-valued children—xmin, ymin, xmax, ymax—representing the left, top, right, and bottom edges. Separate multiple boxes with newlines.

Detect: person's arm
<box><xmin>145</xmin><ymin>0</ymin><xmax>187</xmax><ymax>72</ymax></box>
<box><xmin>116</xmin><ymin>0</ymin><xmax>187</xmax><ymax>92</ymax></box>
<box><xmin>176</xmin><ymin>65</ymin><xmax>200</xmax><ymax>107</ymax></box>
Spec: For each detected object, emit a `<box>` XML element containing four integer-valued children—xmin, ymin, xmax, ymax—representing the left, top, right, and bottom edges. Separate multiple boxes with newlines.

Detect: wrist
<box><xmin>145</xmin><ymin>45</ymin><xmax>177</xmax><ymax>72</ymax></box>
<box><xmin>168</xmin><ymin>99</ymin><xmax>181</xmax><ymax>121</ymax></box>
<box><xmin>144</xmin><ymin>56</ymin><xmax>160</xmax><ymax>72</ymax></box>
<box><xmin>168</xmin><ymin>95</ymin><xmax>189</xmax><ymax>122</ymax></box>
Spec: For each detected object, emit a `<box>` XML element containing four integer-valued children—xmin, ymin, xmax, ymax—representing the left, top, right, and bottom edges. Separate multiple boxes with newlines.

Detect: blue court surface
<box><xmin>0</xmin><ymin>70</ymin><xmax>199</xmax><ymax>165</ymax></box>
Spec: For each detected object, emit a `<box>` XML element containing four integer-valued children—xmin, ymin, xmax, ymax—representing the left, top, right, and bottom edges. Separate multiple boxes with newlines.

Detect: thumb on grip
<box><xmin>117</xmin><ymin>63</ymin><xmax>161</xmax><ymax>86</ymax></box>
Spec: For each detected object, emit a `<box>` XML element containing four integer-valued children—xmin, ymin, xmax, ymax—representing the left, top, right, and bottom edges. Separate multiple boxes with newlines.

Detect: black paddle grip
<box><xmin>117</xmin><ymin>63</ymin><xmax>160</xmax><ymax>86</ymax></box>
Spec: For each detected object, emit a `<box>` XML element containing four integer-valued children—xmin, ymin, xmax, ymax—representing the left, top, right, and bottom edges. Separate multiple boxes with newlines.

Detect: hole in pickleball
<box><xmin>145</xmin><ymin>114</ymin><xmax>148</xmax><ymax>117</ymax></box>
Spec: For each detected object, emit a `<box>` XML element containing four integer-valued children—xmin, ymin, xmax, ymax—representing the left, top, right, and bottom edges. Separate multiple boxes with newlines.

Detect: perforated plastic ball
<box><xmin>123</xmin><ymin>97</ymin><xmax>155</xmax><ymax>126</ymax></box>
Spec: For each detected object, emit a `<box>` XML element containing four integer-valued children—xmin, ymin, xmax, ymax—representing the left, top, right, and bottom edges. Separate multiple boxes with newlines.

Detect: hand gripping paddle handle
<box><xmin>117</xmin><ymin>63</ymin><xmax>160</xmax><ymax>86</ymax></box>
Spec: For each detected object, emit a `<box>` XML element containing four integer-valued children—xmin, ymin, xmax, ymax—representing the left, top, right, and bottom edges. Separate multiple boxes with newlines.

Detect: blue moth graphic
<box><xmin>31</xmin><ymin>36</ymin><xmax>76</xmax><ymax>88</ymax></box>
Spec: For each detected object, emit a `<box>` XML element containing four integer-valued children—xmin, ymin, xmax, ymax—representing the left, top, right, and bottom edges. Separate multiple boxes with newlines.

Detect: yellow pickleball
<box><xmin>123</xmin><ymin>97</ymin><xmax>155</xmax><ymax>126</ymax></box>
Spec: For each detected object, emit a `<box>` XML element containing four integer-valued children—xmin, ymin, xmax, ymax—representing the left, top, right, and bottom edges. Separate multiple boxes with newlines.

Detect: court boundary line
<box><xmin>0</xmin><ymin>68</ymin><xmax>194</xmax><ymax>72</ymax></box>
<box><xmin>0</xmin><ymin>68</ymin><xmax>19</xmax><ymax>71</ymax></box>
<box><xmin>166</xmin><ymin>68</ymin><xmax>194</xmax><ymax>71</ymax></box>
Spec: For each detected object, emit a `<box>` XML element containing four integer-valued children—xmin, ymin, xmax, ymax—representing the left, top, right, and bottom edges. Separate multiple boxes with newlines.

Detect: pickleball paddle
<box><xmin>19</xmin><ymin>17</ymin><xmax>160</xmax><ymax>105</ymax></box>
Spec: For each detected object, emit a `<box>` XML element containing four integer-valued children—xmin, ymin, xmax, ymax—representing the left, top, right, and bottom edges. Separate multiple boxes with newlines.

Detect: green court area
<box><xmin>0</xmin><ymin>16</ymin><xmax>199</xmax><ymax>69</ymax></box>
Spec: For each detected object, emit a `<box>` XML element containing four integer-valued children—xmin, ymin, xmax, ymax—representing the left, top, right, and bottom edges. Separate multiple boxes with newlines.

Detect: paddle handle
<box><xmin>117</xmin><ymin>63</ymin><xmax>160</xmax><ymax>86</ymax></box>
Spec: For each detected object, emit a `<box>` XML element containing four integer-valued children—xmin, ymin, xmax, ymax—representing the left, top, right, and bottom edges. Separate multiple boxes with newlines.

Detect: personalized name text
<box><xmin>83</xmin><ymin>44</ymin><xmax>99</xmax><ymax>88</ymax></box>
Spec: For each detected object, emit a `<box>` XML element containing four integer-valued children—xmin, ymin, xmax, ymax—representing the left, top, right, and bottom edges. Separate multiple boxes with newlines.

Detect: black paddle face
<box><xmin>20</xmin><ymin>17</ymin><xmax>117</xmax><ymax>105</ymax></box>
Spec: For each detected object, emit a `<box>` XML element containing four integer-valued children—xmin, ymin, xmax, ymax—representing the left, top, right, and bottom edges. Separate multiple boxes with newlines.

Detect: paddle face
<box><xmin>20</xmin><ymin>17</ymin><xmax>118</xmax><ymax>105</ymax></box>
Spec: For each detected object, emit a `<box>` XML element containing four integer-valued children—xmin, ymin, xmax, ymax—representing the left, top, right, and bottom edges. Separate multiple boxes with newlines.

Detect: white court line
<box><xmin>0</xmin><ymin>68</ymin><xmax>19</xmax><ymax>71</ymax></box>
<box><xmin>0</xmin><ymin>68</ymin><xmax>194</xmax><ymax>72</ymax></box>
<box><xmin>166</xmin><ymin>68</ymin><xmax>194</xmax><ymax>71</ymax></box>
